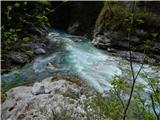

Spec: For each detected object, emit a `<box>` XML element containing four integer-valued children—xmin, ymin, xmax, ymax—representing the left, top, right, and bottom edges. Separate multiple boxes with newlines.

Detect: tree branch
<box><xmin>150</xmin><ymin>94</ymin><xmax>160</xmax><ymax>120</ymax></box>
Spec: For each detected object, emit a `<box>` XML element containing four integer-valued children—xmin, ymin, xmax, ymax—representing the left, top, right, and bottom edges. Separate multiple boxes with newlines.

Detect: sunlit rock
<box><xmin>2</xmin><ymin>79</ymin><xmax>87</xmax><ymax>120</ymax></box>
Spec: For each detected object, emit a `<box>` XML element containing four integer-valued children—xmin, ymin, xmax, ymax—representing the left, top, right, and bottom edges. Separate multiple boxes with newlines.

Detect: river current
<box><xmin>2</xmin><ymin>29</ymin><xmax>160</xmax><ymax>94</ymax></box>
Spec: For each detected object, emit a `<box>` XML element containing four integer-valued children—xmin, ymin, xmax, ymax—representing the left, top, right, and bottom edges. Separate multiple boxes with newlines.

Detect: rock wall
<box><xmin>92</xmin><ymin>1</ymin><xmax>160</xmax><ymax>65</ymax></box>
<box><xmin>48</xmin><ymin>1</ymin><xmax>103</xmax><ymax>38</ymax></box>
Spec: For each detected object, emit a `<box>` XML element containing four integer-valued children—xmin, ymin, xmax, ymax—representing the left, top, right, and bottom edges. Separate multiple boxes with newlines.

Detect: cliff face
<box><xmin>48</xmin><ymin>1</ymin><xmax>103</xmax><ymax>38</ymax></box>
<box><xmin>92</xmin><ymin>1</ymin><xmax>160</xmax><ymax>65</ymax></box>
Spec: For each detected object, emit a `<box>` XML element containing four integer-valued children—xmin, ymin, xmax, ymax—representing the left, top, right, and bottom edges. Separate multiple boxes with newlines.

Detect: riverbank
<box><xmin>2</xmin><ymin>76</ymin><xmax>90</xmax><ymax>120</ymax></box>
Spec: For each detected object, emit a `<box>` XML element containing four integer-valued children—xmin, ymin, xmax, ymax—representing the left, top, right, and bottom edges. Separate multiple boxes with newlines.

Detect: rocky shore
<box><xmin>1</xmin><ymin>24</ymin><xmax>49</xmax><ymax>73</ymax></box>
<box><xmin>92</xmin><ymin>35</ymin><xmax>160</xmax><ymax>66</ymax></box>
<box><xmin>2</xmin><ymin>77</ymin><xmax>89</xmax><ymax>120</ymax></box>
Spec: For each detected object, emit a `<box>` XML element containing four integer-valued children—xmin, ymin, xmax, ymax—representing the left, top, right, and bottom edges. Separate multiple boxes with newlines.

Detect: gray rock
<box><xmin>32</xmin><ymin>82</ymin><xmax>45</xmax><ymax>95</ymax></box>
<box><xmin>130</xmin><ymin>36</ymin><xmax>140</xmax><ymax>43</ymax></box>
<box><xmin>2</xmin><ymin>78</ymin><xmax>87</xmax><ymax>120</ymax></box>
<box><xmin>1</xmin><ymin>99</ymin><xmax>16</xmax><ymax>111</ymax></box>
<box><xmin>107</xmin><ymin>48</ymin><xmax>116</xmax><ymax>52</ymax></box>
<box><xmin>45</xmin><ymin>63</ymin><xmax>57</xmax><ymax>70</ymax></box>
<box><xmin>29</xmin><ymin>43</ymin><xmax>46</xmax><ymax>49</ymax></box>
<box><xmin>34</xmin><ymin>48</ymin><xmax>46</xmax><ymax>55</ymax></box>
<box><xmin>67</xmin><ymin>22</ymin><xmax>80</xmax><ymax>34</ymax></box>
<box><xmin>92</xmin><ymin>35</ymin><xmax>111</xmax><ymax>47</ymax></box>
<box><xmin>10</xmin><ymin>52</ymin><xmax>29</xmax><ymax>64</ymax></box>
<box><xmin>116</xmin><ymin>41</ymin><xmax>130</xmax><ymax>49</ymax></box>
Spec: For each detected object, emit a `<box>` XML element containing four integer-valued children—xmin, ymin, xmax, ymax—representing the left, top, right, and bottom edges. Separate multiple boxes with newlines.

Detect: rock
<box><xmin>2</xmin><ymin>78</ymin><xmax>87</xmax><ymax>120</ymax></box>
<box><xmin>130</xmin><ymin>36</ymin><xmax>140</xmax><ymax>43</ymax></box>
<box><xmin>2</xmin><ymin>99</ymin><xmax>16</xmax><ymax>111</ymax></box>
<box><xmin>34</xmin><ymin>48</ymin><xmax>46</xmax><ymax>55</ymax></box>
<box><xmin>29</xmin><ymin>43</ymin><xmax>46</xmax><ymax>49</ymax></box>
<box><xmin>45</xmin><ymin>63</ymin><xmax>57</xmax><ymax>70</ymax></box>
<box><xmin>67</xmin><ymin>22</ymin><xmax>80</xmax><ymax>34</ymax></box>
<box><xmin>107</xmin><ymin>48</ymin><xmax>116</xmax><ymax>52</ymax></box>
<box><xmin>116</xmin><ymin>41</ymin><xmax>130</xmax><ymax>49</ymax></box>
<box><xmin>44</xmin><ymin>88</ymin><xmax>50</xmax><ymax>94</ymax></box>
<box><xmin>92</xmin><ymin>35</ymin><xmax>111</xmax><ymax>48</ymax></box>
<box><xmin>10</xmin><ymin>52</ymin><xmax>29</xmax><ymax>64</ymax></box>
<box><xmin>32</xmin><ymin>82</ymin><xmax>45</xmax><ymax>95</ymax></box>
<box><xmin>39</xmin><ymin>23</ymin><xmax>49</xmax><ymax>33</ymax></box>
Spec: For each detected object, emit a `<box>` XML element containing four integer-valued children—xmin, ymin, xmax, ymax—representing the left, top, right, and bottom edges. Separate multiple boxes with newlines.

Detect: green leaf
<box><xmin>3</xmin><ymin>32</ymin><xmax>12</xmax><ymax>37</ymax></box>
<box><xmin>16</xmin><ymin>28</ymin><xmax>21</xmax><ymax>32</ymax></box>
<box><xmin>151</xmin><ymin>33</ymin><xmax>158</xmax><ymax>38</ymax></box>
<box><xmin>45</xmin><ymin>7</ymin><xmax>50</xmax><ymax>11</ymax></box>
<box><xmin>144</xmin><ymin>39</ymin><xmax>152</xmax><ymax>48</ymax></box>
<box><xmin>15</xmin><ymin>3</ymin><xmax>20</xmax><ymax>7</ymax></box>
<box><xmin>23</xmin><ymin>37</ymin><xmax>30</xmax><ymax>42</ymax></box>
<box><xmin>36</xmin><ymin>15</ymin><xmax>43</xmax><ymax>20</ymax></box>
<box><xmin>136</xmin><ymin>19</ymin><xmax>144</xmax><ymax>24</ymax></box>
<box><xmin>25</xmin><ymin>13</ymin><xmax>31</xmax><ymax>17</ymax></box>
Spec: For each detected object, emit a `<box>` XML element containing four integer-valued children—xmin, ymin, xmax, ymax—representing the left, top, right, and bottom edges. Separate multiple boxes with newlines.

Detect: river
<box><xmin>2</xmin><ymin>29</ymin><xmax>160</xmax><ymax>94</ymax></box>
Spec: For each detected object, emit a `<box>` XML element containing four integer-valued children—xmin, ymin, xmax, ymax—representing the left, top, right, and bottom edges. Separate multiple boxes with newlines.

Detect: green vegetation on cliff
<box><xmin>1</xmin><ymin>1</ymin><xmax>52</xmax><ymax>51</ymax></box>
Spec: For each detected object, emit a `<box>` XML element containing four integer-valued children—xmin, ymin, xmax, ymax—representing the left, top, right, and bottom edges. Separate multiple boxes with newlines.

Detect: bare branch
<box><xmin>150</xmin><ymin>94</ymin><xmax>160</xmax><ymax>120</ymax></box>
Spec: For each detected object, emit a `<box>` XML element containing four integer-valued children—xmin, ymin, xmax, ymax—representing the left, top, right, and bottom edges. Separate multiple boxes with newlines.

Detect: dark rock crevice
<box><xmin>48</xmin><ymin>1</ymin><xmax>103</xmax><ymax>39</ymax></box>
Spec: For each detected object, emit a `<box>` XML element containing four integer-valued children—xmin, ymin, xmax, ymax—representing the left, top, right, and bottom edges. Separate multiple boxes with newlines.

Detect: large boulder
<box><xmin>2</xmin><ymin>78</ymin><xmax>87</xmax><ymax>120</ymax></box>
<box><xmin>32</xmin><ymin>82</ymin><xmax>46</xmax><ymax>95</ymax></box>
<box><xmin>92</xmin><ymin>35</ymin><xmax>111</xmax><ymax>49</ymax></box>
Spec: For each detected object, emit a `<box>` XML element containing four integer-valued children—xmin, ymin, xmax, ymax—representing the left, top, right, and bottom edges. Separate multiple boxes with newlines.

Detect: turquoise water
<box><xmin>2</xmin><ymin>30</ymin><xmax>160</xmax><ymax>94</ymax></box>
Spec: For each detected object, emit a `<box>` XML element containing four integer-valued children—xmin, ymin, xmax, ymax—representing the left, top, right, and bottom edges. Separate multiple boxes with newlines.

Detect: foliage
<box><xmin>1</xmin><ymin>1</ymin><xmax>52</xmax><ymax>52</ymax></box>
<box><xmin>104</xmin><ymin>2</ymin><xmax>160</xmax><ymax>32</ymax></box>
<box><xmin>83</xmin><ymin>65</ymin><xmax>160</xmax><ymax>120</ymax></box>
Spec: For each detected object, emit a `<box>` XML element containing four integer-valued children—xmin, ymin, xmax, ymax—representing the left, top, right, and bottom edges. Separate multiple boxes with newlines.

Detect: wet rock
<box><xmin>67</xmin><ymin>22</ymin><xmax>80</xmax><ymax>34</ymax></box>
<box><xmin>10</xmin><ymin>52</ymin><xmax>29</xmax><ymax>64</ymax></box>
<box><xmin>107</xmin><ymin>48</ymin><xmax>116</xmax><ymax>52</ymax></box>
<box><xmin>34</xmin><ymin>48</ymin><xmax>46</xmax><ymax>55</ymax></box>
<box><xmin>92</xmin><ymin>35</ymin><xmax>111</xmax><ymax>48</ymax></box>
<box><xmin>45</xmin><ymin>63</ymin><xmax>57</xmax><ymax>70</ymax></box>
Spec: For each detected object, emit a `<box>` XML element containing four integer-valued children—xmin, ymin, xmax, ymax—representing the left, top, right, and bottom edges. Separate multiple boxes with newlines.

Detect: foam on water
<box><xmin>2</xmin><ymin>30</ymin><xmax>160</xmax><ymax>94</ymax></box>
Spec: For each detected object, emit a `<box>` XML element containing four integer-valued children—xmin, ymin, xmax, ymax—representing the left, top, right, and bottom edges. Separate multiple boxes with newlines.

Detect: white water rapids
<box><xmin>2</xmin><ymin>29</ymin><xmax>160</xmax><ymax>94</ymax></box>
